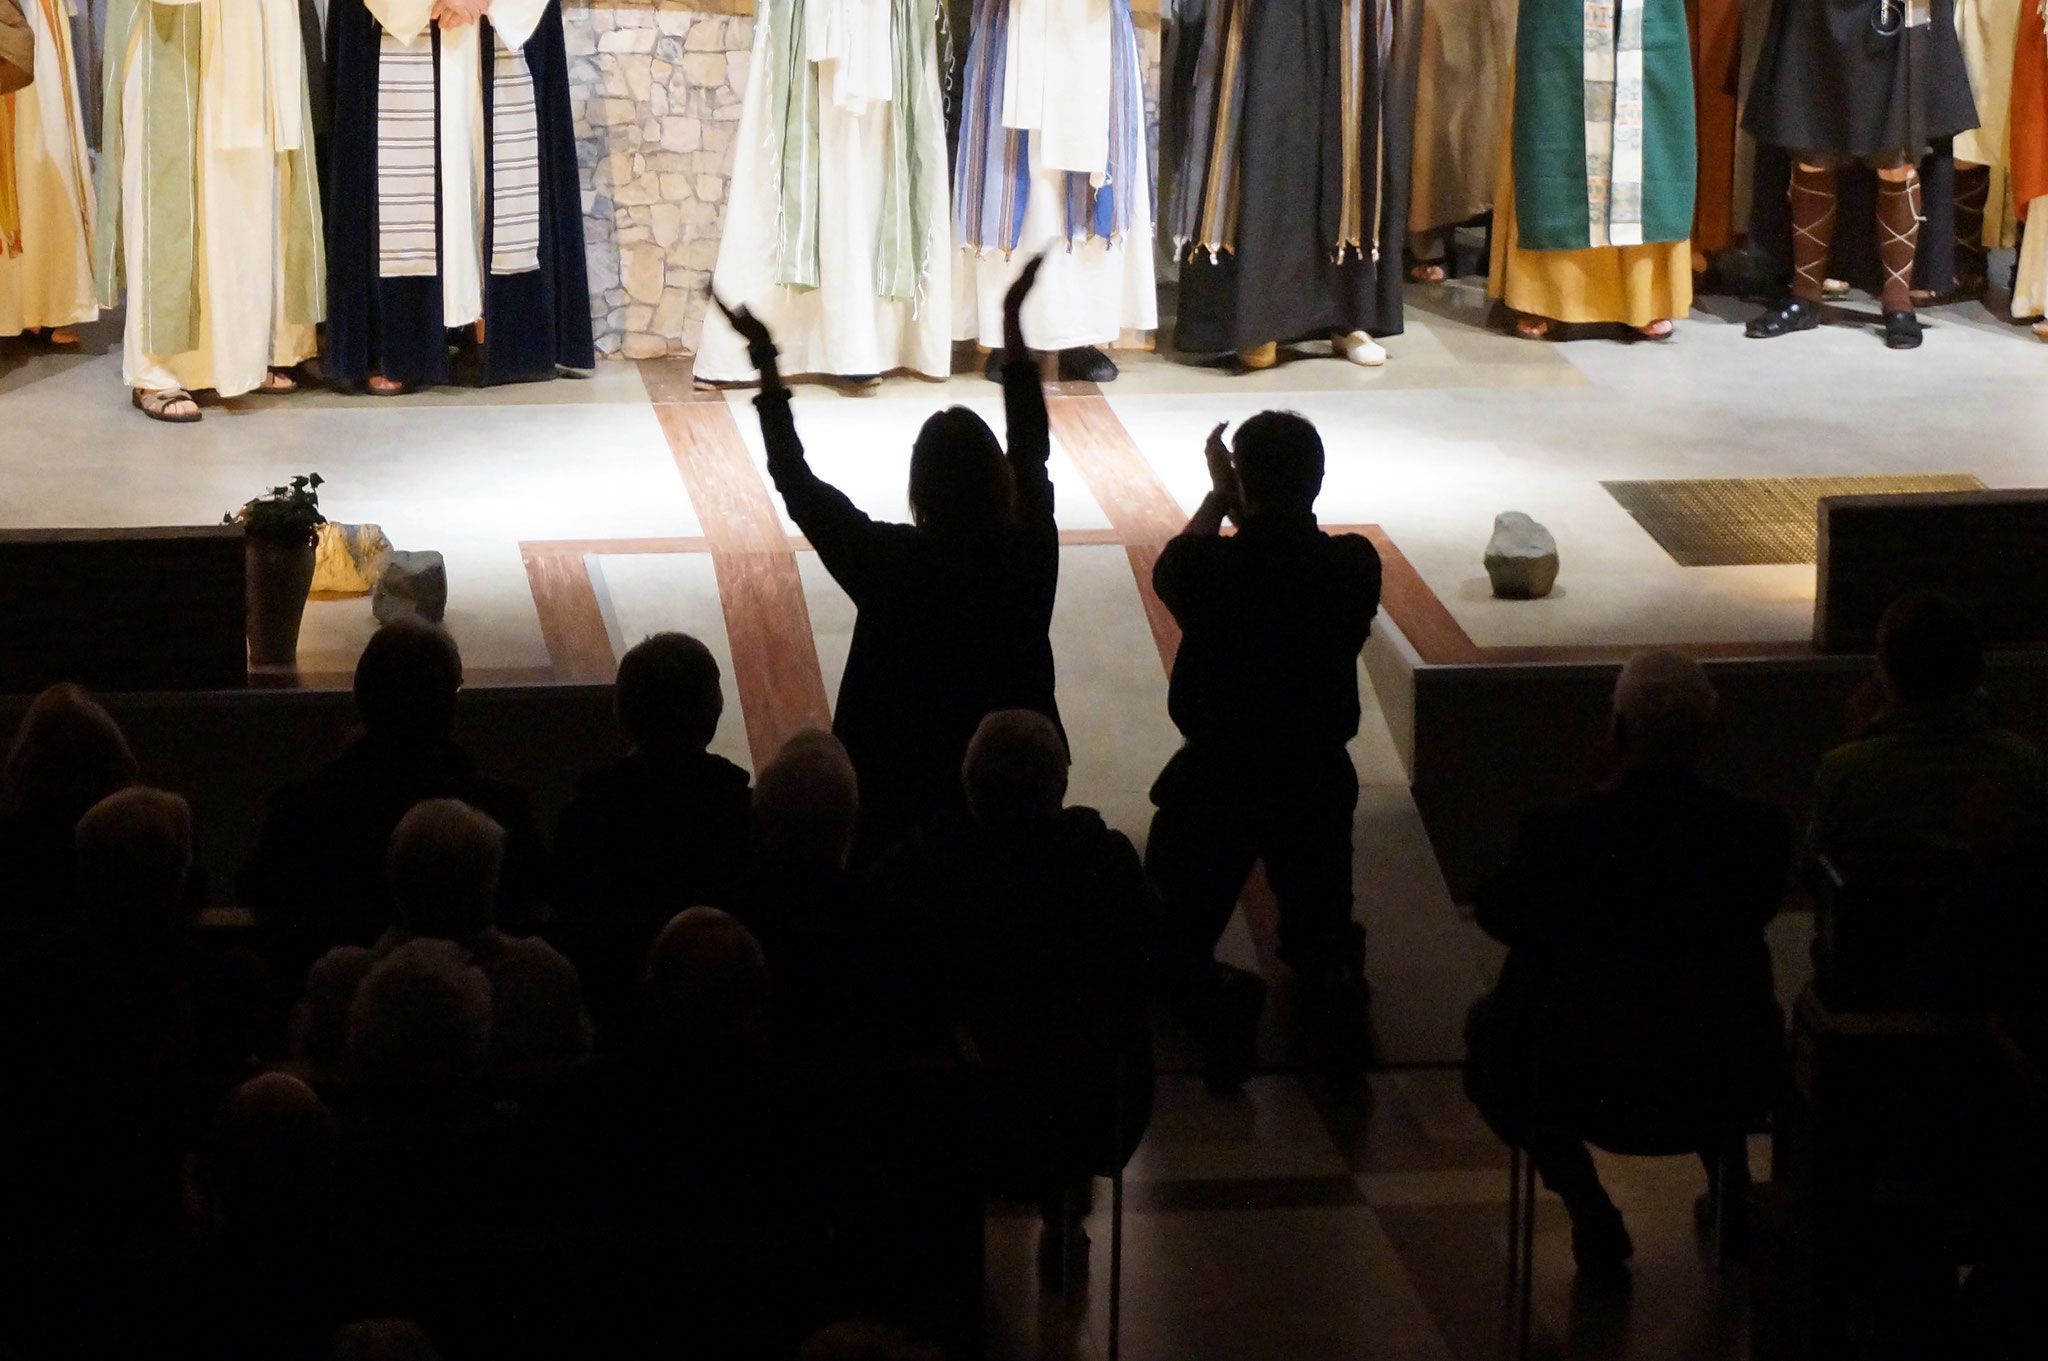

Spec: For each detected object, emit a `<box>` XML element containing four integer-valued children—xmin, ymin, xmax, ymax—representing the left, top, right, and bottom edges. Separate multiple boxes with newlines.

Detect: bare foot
<box><xmin>258</xmin><ymin>368</ymin><xmax>301</xmax><ymax>394</ymax></box>
<box><xmin>1635</xmin><ymin>319</ymin><xmax>1674</xmax><ymax>340</ymax></box>
<box><xmin>1515</xmin><ymin>315</ymin><xmax>1553</xmax><ymax>340</ymax></box>
<box><xmin>367</xmin><ymin>375</ymin><xmax>407</xmax><ymax>394</ymax></box>
<box><xmin>47</xmin><ymin>328</ymin><xmax>80</xmax><ymax>346</ymax></box>
<box><xmin>1409</xmin><ymin>261</ymin><xmax>1447</xmax><ymax>283</ymax></box>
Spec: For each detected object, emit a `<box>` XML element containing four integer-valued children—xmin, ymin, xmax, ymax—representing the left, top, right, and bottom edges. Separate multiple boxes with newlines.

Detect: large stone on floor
<box><xmin>372</xmin><ymin>550</ymin><xmax>448</xmax><ymax>624</ymax></box>
<box><xmin>1484</xmin><ymin>512</ymin><xmax>1559</xmax><ymax>599</ymax></box>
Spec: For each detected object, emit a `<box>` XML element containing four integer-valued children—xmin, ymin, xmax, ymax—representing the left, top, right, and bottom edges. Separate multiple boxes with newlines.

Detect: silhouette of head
<box><xmin>1878</xmin><ymin>591</ymin><xmax>1982</xmax><ymax>707</ymax></box>
<box><xmin>753</xmin><ymin>728</ymin><xmax>860</xmax><ymax>872</ymax></box>
<box><xmin>328</xmin><ymin>1321</ymin><xmax>444</xmax><ymax>1361</ymax></box>
<box><xmin>643</xmin><ymin>906</ymin><xmax>769</xmax><ymax>1054</ymax></box>
<box><xmin>354</xmin><ymin>618</ymin><xmax>464</xmax><ymax>742</ymax></box>
<box><xmin>1611</xmin><ymin>649</ymin><xmax>1718</xmax><ymax>770</ymax></box>
<box><xmin>347</xmin><ymin>938</ymin><xmax>493</xmax><ymax>1087</ymax></box>
<box><xmin>4</xmin><ymin>682</ymin><xmax>137</xmax><ymax>819</ymax></box>
<box><xmin>909</xmin><ymin>407</ymin><xmax>1015</xmax><ymax>531</ymax></box>
<box><xmin>387</xmin><ymin>799</ymin><xmax>504</xmax><ymax>938</ymax></box>
<box><xmin>75</xmin><ymin>787</ymin><xmax>195</xmax><ymax>931</ymax></box>
<box><xmin>1231</xmin><ymin>411</ymin><xmax>1325</xmax><ymax>517</ymax></box>
<box><xmin>616</xmin><ymin>632</ymin><xmax>724</xmax><ymax>757</ymax></box>
<box><xmin>963</xmin><ymin>709</ymin><xmax>1069</xmax><ymax>827</ymax></box>
<box><xmin>197</xmin><ymin>1072</ymin><xmax>336</xmax><ymax>1239</ymax></box>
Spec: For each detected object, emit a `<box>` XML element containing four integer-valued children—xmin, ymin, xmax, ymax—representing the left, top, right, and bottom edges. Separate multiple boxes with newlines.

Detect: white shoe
<box><xmin>1334</xmin><ymin>330</ymin><xmax>1387</xmax><ymax>367</ymax></box>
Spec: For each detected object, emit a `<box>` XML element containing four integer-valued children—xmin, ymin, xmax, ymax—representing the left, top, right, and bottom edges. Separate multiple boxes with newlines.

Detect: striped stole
<box><xmin>376</xmin><ymin>33</ymin><xmax>437</xmax><ymax>277</ymax></box>
<box><xmin>488</xmin><ymin>31</ymin><xmax>540</xmax><ymax>276</ymax></box>
<box><xmin>1581</xmin><ymin>0</ymin><xmax>1645</xmax><ymax>248</ymax></box>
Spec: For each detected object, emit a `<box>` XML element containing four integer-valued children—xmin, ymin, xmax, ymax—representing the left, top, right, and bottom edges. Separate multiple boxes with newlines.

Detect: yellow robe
<box><xmin>1486</xmin><ymin>61</ymin><xmax>1693</xmax><ymax>327</ymax></box>
<box><xmin>0</xmin><ymin>0</ymin><xmax>95</xmax><ymax>336</ymax></box>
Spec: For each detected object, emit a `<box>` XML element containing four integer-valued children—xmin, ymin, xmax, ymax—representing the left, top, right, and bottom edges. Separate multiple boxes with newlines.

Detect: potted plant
<box><xmin>229</xmin><ymin>473</ymin><xmax>326</xmax><ymax>666</ymax></box>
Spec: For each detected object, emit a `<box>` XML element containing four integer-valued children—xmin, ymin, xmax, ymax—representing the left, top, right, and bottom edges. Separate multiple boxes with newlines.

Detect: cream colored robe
<box><xmin>0</xmin><ymin>0</ymin><xmax>95</xmax><ymax>336</ymax></box>
<box><xmin>107</xmin><ymin>0</ymin><xmax>323</xmax><ymax>396</ymax></box>
<box><xmin>1955</xmin><ymin>0</ymin><xmax>2021</xmax><ymax>248</ymax></box>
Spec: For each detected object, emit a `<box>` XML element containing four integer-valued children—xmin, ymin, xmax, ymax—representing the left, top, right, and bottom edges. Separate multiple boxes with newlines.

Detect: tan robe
<box><xmin>1409</xmin><ymin>0</ymin><xmax>1517</xmax><ymax>236</ymax></box>
<box><xmin>0</xmin><ymin>0</ymin><xmax>95</xmax><ymax>336</ymax></box>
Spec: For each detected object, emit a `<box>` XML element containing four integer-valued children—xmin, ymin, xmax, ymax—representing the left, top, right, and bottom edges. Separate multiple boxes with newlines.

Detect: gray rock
<box><xmin>1484</xmin><ymin>512</ymin><xmax>1559</xmax><ymax>599</ymax></box>
<box><xmin>372</xmin><ymin>550</ymin><xmax>448</xmax><ymax>624</ymax></box>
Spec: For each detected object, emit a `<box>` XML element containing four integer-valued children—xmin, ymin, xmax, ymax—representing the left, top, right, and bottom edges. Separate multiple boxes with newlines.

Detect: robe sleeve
<box><xmin>364</xmin><ymin>0</ymin><xmax>433</xmax><ymax>43</ymax></box>
<box><xmin>1000</xmin><ymin>357</ymin><xmax>1055</xmax><ymax>535</ymax></box>
<box><xmin>485</xmin><ymin>0</ymin><xmax>549</xmax><ymax>50</ymax></box>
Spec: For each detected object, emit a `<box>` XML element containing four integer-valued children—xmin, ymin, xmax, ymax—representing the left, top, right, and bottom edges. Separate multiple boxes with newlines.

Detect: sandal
<box><xmin>1514</xmin><ymin>315</ymin><xmax>1553</xmax><ymax>340</ymax></box>
<box><xmin>17</xmin><ymin>327</ymin><xmax>81</xmax><ymax>348</ymax></box>
<box><xmin>1409</xmin><ymin>261</ymin><xmax>1447</xmax><ymax>283</ymax></box>
<box><xmin>258</xmin><ymin>367</ymin><xmax>303</xmax><ymax>395</ymax></box>
<box><xmin>133</xmin><ymin>386</ymin><xmax>202</xmax><ymax>423</ymax></box>
<box><xmin>1631</xmin><ymin>319</ymin><xmax>1675</xmax><ymax>342</ymax></box>
<box><xmin>1745</xmin><ymin>296</ymin><xmax>1822</xmax><ymax>339</ymax></box>
<box><xmin>366</xmin><ymin>374</ymin><xmax>418</xmax><ymax>397</ymax></box>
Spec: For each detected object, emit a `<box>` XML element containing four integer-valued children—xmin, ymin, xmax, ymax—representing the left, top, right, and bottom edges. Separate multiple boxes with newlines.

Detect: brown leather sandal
<box><xmin>132</xmin><ymin>387</ymin><xmax>202</xmax><ymax>423</ymax></box>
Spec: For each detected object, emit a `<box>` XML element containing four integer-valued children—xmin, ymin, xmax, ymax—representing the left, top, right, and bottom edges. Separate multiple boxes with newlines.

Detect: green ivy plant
<box><xmin>229</xmin><ymin>473</ymin><xmax>327</xmax><ymax>544</ymax></box>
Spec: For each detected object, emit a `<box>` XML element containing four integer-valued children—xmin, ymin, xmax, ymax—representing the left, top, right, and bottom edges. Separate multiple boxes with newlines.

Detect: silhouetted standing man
<box><xmin>1147</xmin><ymin>413</ymin><xmax>1381</xmax><ymax>1091</ymax></box>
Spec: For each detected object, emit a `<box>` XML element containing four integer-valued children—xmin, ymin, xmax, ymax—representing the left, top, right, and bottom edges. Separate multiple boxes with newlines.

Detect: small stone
<box><xmin>695</xmin><ymin>172</ymin><xmax>722</xmax><ymax>202</ymax></box>
<box><xmin>682</xmin><ymin>52</ymin><xmax>725</xmax><ymax>87</ymax></box>
<box><xmin>661</xmin><ymin>116</ymin><xmax>701</xmax><ymax>152</ymax></box>
<box><xmin>653</xmin><ymin>289</ymin><xmax>690</xmax><ymax>336</ymax></box>
<box><xmin>372</xmin><ymin>551</ymin><xmax>448</xmax><ymax>625</ymax></box>
<box><xmin>651</xmin><ymin>202</ymin><xmax>684</xmax><ymax>247</ymax></box>
<box><xmin>1483</xmin><ymin>512</ymin><xmax>1560</xmax><ymax>600</ymax></box>
<box><xmin>622</xmin><ymin>332</ymin><xmax>667</xmax><ymax>359</ymax></box>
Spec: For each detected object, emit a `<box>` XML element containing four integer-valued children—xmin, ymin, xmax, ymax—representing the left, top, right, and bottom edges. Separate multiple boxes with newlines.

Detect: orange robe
<box><xmin>1687</xmin><ymin>0</ymin><xmax>1743</xmax><ymax>253</ymax></box>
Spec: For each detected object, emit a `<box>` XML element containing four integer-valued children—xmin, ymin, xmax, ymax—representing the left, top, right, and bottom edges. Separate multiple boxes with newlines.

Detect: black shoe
<box><xmin>1569</xmin><ymin>1199</ymin><xmax>1635</xmax><ymax>1278</ymax></box>
<box><xmin>1201</xmin><ymin>964</ymin><xmax>1267</xmax><ymax>1096</ymax></box>
<box><xmin>1057</xmin><ymin>345</ymin><xmax>1119</xmax><ymax>382</ymax></box>
<box><xmin>984</xmin><ymin>348</ymin><xmax>1008</xmax><ymax>381</ymax></box>
<box><xmin>1882</xmin><ymin>309</ymin><xmax>1924</xmax><ymax>350</ymax></box>
<box><xmin>1744</xmin><ymin>296</ymin><xmax>1822</xmax><ymax>339</ymax></box>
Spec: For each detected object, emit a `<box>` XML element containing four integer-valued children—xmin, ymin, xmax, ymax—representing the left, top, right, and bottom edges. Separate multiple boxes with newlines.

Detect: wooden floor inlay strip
<box><xmin>654</xmin><ymin>402</ymin><xmax>833</xmax><ymax>767</ymax></box>
<box><xmin>520</xmin><ymin>549</ymin><xmax>617</xmax><ymax>683</ymax></box>
<box><xmin>1047</xmin><ymin>395</ymin><xmax>1191</xmax><ymax>669</ymax></box>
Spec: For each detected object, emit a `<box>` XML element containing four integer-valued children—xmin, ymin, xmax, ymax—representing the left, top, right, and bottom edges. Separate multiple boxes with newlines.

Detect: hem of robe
<box><xmin>694</xmin><ymin>7</ymin><xmax>954</xmax><ymax>385</ymax></box>
<box><xmin>1489</xmin><ymin>96</ymin><xmax>1693</xmax><ymax>327</ymax></box>
<box><xmin>0</xmin><ymin>0</ymin><xmax>98</xmax><ymax>335</ymax></box>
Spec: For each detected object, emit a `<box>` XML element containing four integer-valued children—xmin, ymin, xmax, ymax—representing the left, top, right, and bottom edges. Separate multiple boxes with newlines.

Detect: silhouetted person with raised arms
<box><xmin>555</xmin><ymin>633</ymin><xmax>751</xmax><ymax>1044</ymax></box>
<box><xmin>241</xmin><ymin>618</ymin><xmax>549</xmax><ymax>975</ymax></box>
<box><xmin>717</xmin><ymin>256</ymin><xmax>1060</xmax><ymax>858</ymax></box>
<box><xmin>1147</xmin><ymin>413</ymin><xmax>1382</xmax><ymax>1091</ymax></box>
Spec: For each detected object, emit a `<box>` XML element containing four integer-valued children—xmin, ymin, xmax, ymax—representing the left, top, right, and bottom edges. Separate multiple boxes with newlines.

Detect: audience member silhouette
<box><xmin>555</xmin><ymin>632</ymin><xmax>751</xmax><ymax>1047</ymax></box>
<box><xmin>735</xmin><ymin>729</ymin><xmax>920</xmax><ymax>1070</ymax></box>
<box><xmin>240</xmin><ymin>618</ymin><xmax>550</xmax><ymax>975</ymax></box>
<box><xmin>297</xmin><ymin>800</ymin><xmax>590</xmax><ymax>1078</ymax></box>
<box><xmin>0</xmin><ymin>788</ymin><xmax>264</xmax><ymax>1355</ymax></box>
<box><xmin>1465</xmin><ymin>651</ymin><xmax>1790</xmax><ymax>1276</ymax></box>
<box><xmin>718</xmin><ymin>256</ymin><xmax>1062</xmax><ymax>857</ymax></box>
<box><xmin>327</xmin><ymin>1320</ymin><xmax>445</xmax><ymax>1361</ymax></box>
<box><xmin>1809</xmin><ymin>591</ymin><xmax>2048</xmax><ymax>1009</ymax></box>
<box><xmin>0</xmin><ymin>682</ymin><xmax>139</xmax><ymax>942</ymax></box>
<box><xmin>177</xmin><ymin>1073</ymin><xmax>346</xmax><ymax>1359</ymax></box>
<box><xmin>876</xmin><ymin>710</ymin><xmax>1154</xmax><ymax>1287</ymax></box>
<box><xmin>1146</xmin><ymin>411</ymin><xmax>1382</xmax><ymax>1090</ymax></box>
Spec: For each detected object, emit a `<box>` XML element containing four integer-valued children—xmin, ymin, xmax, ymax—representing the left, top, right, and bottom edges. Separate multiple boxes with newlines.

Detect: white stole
<box><xmin>1001</xmin><ymin>0</ymin><xmax>1111</xmax><ymax>180</ymax></box>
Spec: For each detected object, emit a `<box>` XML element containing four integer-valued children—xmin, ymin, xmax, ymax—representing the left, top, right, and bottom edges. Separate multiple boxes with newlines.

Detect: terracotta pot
<box><xmin>246</xmin><ymin>532</ymin><xmax>318</xmax><ymax>667</ymax></box>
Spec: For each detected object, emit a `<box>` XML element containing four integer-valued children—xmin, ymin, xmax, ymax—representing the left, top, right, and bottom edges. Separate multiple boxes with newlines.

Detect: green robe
<box><xmin>91</xmin><ymin>0</ymin><xmax>324</xmax><ymax>357</ymax></box>
<box><xmin>1511</xmin><ymin>0</ymin><xmax>1695</xmax><ymax>251</ymax></box>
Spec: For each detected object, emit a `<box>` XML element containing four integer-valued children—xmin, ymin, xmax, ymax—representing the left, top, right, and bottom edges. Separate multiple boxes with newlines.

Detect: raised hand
<box><xmin>1001</xmin><ymin>251</ymin><xmax>1047</xmax><ymax>359</ymax></box>
<box><xmin>714</xmin><ymin>292</ymin><xmax>777</xmax><ymax>359</ymax></box>
<box><xmin>1203</xmin><ymin>422</ymin><xmax>1239</xmax><ymax>511</ymax></box>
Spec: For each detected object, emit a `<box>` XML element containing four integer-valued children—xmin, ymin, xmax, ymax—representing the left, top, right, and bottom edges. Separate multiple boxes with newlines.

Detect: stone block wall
<box><xmin>564</xmin><ymin>0</ymin><xmax>1164</xmax><ymax>361</ymax></box>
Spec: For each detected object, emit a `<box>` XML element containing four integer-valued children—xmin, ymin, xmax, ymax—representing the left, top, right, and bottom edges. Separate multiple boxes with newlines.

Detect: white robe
<box><xmin>953</xmin><ymin>0</ymin><xmax>1154</xmax><ymax>351</ymax></box>
<box><xmin>120</xmin><ymin>0</ymin><xmax>318</xmax><ymax>397</ymax></box>
<box><xmin>696</xmin><ymin>0</ymin><xmax>953</xmax><ymax>382</ymax></box>
<box><xmin>0</xmin><ymin>0</ymin><xmax>96</xmax><ymax>337</ymax></box>
<box><xmin>363</xmin><ymin>0</ymin><xmax>551</xmax><ymax>329</ymax></box>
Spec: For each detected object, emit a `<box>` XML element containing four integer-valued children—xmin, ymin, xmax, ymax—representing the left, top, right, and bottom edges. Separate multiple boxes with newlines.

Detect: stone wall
<box><xmin>564</xmin><ymin>0</ymin><xmax>1164</xmax><ymax>361</ymax></box>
